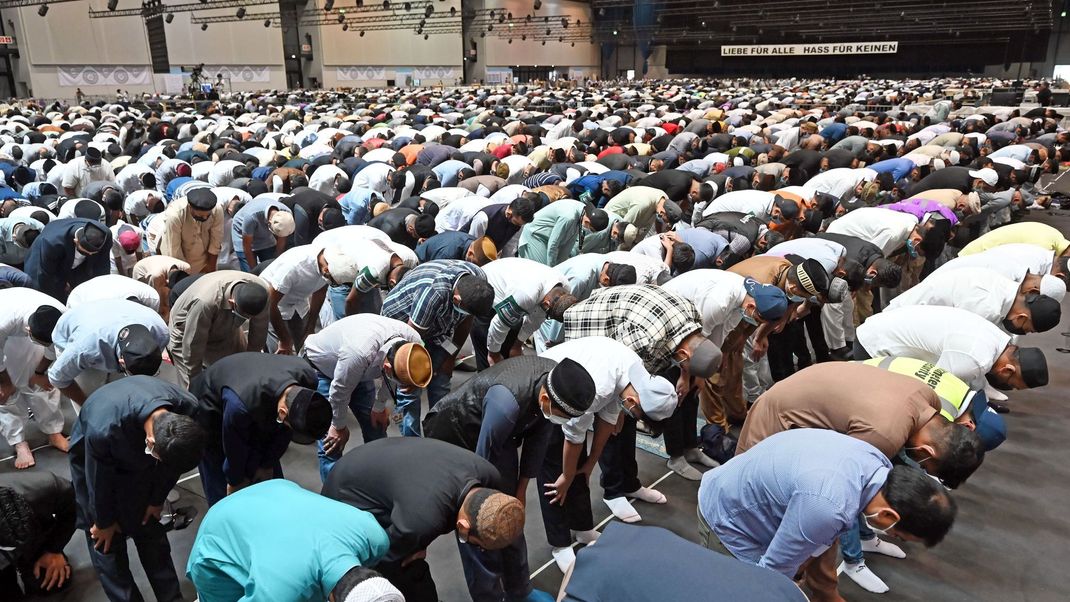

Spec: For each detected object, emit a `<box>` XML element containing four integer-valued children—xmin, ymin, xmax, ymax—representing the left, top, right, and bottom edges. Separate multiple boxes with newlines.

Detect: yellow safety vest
<box><xmin>861</xmin><ymin>356</ymin><xmax>971</xmax><ymax>421</ymax></box>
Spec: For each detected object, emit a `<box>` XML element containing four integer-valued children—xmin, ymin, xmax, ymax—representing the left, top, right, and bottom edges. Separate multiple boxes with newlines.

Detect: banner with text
<box><xmin>721</xmin><ymin>42</ymin><xmax>898</xmax><ymax>57</ymax></box>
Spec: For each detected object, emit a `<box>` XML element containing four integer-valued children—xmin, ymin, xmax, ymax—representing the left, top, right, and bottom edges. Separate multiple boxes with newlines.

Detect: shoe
<box><xmin>862</xmin><ymin>537</ymin><xmax>906</xmax><ymax>559</ymax></box>
<box><xmin>829</xmin><ymin>344</ymin><xmax>854</xmax><ymax>361</ymax></box>
<box><xmin>626</xmin><ymin>486</ymin><xmax>667</xmax><ymax>504</ymax></box>
<box><xmin>685</xmin><ymin>447</ymin><xmax>720</xmax><ymax>468</ymax></box>
<box><xmin>572</xmin><ymin>529</ymin><xmax>600</xmax><ymax>544</ymax></box>
<box><xmin>551</xmin><ymin>546</ymin><xmax>576</xmax><ymax>573</ymax></box>
<box><xmin>990</xmin><ymin>401</ymin><xmax>1011</xmax><ymax>414</ymax></box>
<box><xmin>667</xmin><ymin>456</ymin><xmax>703</xmax><ymax>480</ymax></box>
<box><xmin>837</xmin><ymin>560</ymin><xmax>889</xmax><ymax>594</ymax></box>
<box><xmin>603</xmin><ymin>496</ymin><xmax>641</xmax><ymax>523</ymax></box>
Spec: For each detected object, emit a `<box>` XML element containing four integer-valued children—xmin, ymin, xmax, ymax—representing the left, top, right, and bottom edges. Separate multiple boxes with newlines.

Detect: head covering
<box><xmin>793</xmin><ymin>259</ymin><xmax>828</xmax><ymax>296</ymax></box>
<box><xmin>965</xmin><ymin>192</ymin><xmax>981</xmax><ymax>214</ymax></box>
<box><xmin>1025</xmin><ymin>293</ymin><xmax>1061</xmax><ymax>332</ymax></box>
<box><xmin>342</xmin><ymin>577</ymin><xmax>405</xmax><ymax>602</ymax></box>
<box><xmin>689</xmin><ymin>338</ymin><xmax>722</xmax><ymax>379</ymax></box>
<box><xmin>742</xmin><ymin>277</ymin><xmax>788</xmax><ymax>321</ymax></box>
<box><xmin>974</xmin><ymin>408</ymin><xmax>1007</xmax><ymax>451</ymax></box>
<box><xmin>472</xmin><ymin>236</ymin><xmax>498</xmax><ymax>262</ymax></box>
<box><xmin>268</xmin><ymin>210</ymin><xmax>295</xmax><ymax>237</ymax></box>
<box><xmin>285</xmin><ymin>387</ymin><xmax>332</xmax><ymax>444</ymax></box>
<box><xmin>546</xmin><ymin>358</ymin><xmax>595</xmax><ymax>417</ymax></box>
<box><xmin>1017</xmin><ymin>347</ymin><xmax>1048</xmax><ymax>388</ymax></box>
<box><xmin>605</xmin><ymin>262</ymin><xmax>637</xmax><ymax>286</ymax></box>
<box><xmin>392</xmin><ymin>342</ymin><xmax>432</xmax><ymax>388</ymax></box>
<box><xmin>586</xmin><ymin>207</ymin><xmax>609</xmax><ymax>231</ymax></box>
<box><xmin>27</xmin><ymin>306</ymin><xmax>62</xmax><ymax>345</ymax></box>
<box><xmin>627</xmin><ymin>362</ymin><xmax>676</xmax><ymax>421</ymax></box>
<box><xmin>116</xmin><ymin>324</ymin><xmax>162</xmax><ymax>376</ymax></box>
<box><xmin>620</xmin><ymin>223</ymin><xmax>640</xmax><ymax>249</ymax></box>
<box><xmin>322</xmin><ymin>246</ymin><xmax>358</xmax><ymax>285</ymax></box>
<box><xmin>946</xmin><ymin>150</ymin><xmax>961</xmax><ymax>165</ymax></box>
<box><xmin>186</xmin><ymin>187</ymin><xmax>217</xmax><ymax>211</ymax></box>
<box><xmin>661</xmin><ymin>199</ymin><xmax>683</xmax><ymax>224</ymax></box>
<box><xmin>968</xmin><ymin>168</ymin><xmax>998</xmax><ymax>187</ymax></box>
<box><xmin>74</xmin><ymin>224</ymin><xmax>109</xmax><ymax>253</ymax></box>
<box><xmin>117</xmin><ymin>229</ymin><xmax>141</xmax><ymax>253</ymax></box>
<box><xmin>826</xmin><ymin>276</ymin><xmax>849</xmax><ymax>303</ymax></box>
<box><xmin>84</xmin><ymin>146</ymin><xmax>102</xmax><ymax>164</ymax></box>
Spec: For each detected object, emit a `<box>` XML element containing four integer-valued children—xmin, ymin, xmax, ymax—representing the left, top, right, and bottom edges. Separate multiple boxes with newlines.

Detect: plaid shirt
<box><xmin>382</xmin><ymin>259</ymin><xmax>485</xmax><ymax>345</ymax></box>
<box><xmin>562</xmin><ymin>284</ymin><xmax>701</xmax><ymax>373</ymax></box>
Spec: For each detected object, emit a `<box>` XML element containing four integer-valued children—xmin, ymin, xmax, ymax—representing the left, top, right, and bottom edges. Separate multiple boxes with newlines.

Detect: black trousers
<box><xmin>766</xmin><ymin>327</ymin><xmax>796</xmax><ymax>383</ymax></box>
<box><xmin>471</xmin><ymin>316</ymin><xmax>521</xmax><ymax>371</ymax></box>
<box><xmin>376</xmin><ymin>558</ymin><xmax>438</xmax><ymax>602</ymax></box>
<box><xmin>853</xmin><ymin>343</ymin><xmax>872</xmax><ymax>361</ymax></box>
<box><xmin>803</xmin><ymin>308</ymin><xmax>830</xmax><ymax>362</ymax></box>
<box><xmin>537</xmin><ymin>427</ymin><xmax>594</xmax><ymax>548</ymax></box>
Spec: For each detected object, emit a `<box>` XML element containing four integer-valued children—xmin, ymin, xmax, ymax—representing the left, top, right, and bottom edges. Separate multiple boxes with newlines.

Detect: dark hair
<box><xmin>457</xmin><ymin>167</ymin><xmax>476</xmax><ymax>181</ymax></box>
<box><xmin>759</xmin><ymin>229</ymin><xmax>785</xmax><ymax>252</ymax></box>
<box><xmin>509</xmin><ymin>196</ymin><xmax>537</xmax><ymax>222</ymax></box>
<box><xmin>882</xmin><ymin>465</ymin><xmax>957</xmax><ymax>547</ymax></box>
<box><xmin>670</xmin><ymin>241</ymin><xmax>695</xmax><ymax>273</ymax></box>
<box><xmin>0</xmin><ymin>486</ymin><xmax>33</xmax><ymax>549</ymax></box>
<box><xmin>73</xmin><ymin>199</ymin><xmax>103</xmax><ymax>220</ymax></box>
<box><xmin>545</xmin><ymin>288</ymin><xmax>577</xmax><ymax>321</ymax></box>
<box><xmin>413</xmin><ymin>213</ymin><xmax>436</xmax><ymax>239</ymax></box>
<box><xmin>604</xmin><ymin>179</ymin><xmax>624</xmax><ymax>198</ymax></box>
<box><xmin>102</xmin><ymin>189</ymin><xmax>124</xmax><ymax>212</ymax></box>
<box><xmin>332</xmin><ymin>566</ymin><xmax>387</xmax><ymax>601</ymax></box>
<box><xmin>320</xmin><ymin>207</ymin><xmax>345</xmax><ymax>230</ymax></box>
<box><xmin>455</xmin><ymin>274</ymin><xmax>495</xmax><ymax>318</ymax></box>
<box><xmin>152</xmin><ymin>411</ymin><xmax>207</xmax><ymax>472</ymax></box>
<box><xmin>930</xmin><ymin>424</ymin><xmax>985</xmax><ymax>489</ymax></box>
<box><xmin>871</xmin><ymin>258</ymin><xmax>902</xmax><ymax>288</ymax></box>
<box><xmin>233</xmin><ymin>281</ymin><xmax>269</xmax><ymax>315</ymax></box>
<box><xmin>420</xmin><ymin>202</ymin><xmax>440</xmax><ymax>218</ymax></box>
<box><xmin>464</xmin><ymin>487</ymin><xmax>497</xmax><ymax>541</ymax></box>
<box><xmin>231</xmin><ymin>165</ymin><xmax>252</xmax><ymax>180</ymax></box>
<box><xmin>29</xmin><ymin>210</ymin><xmax>51</xmax><ymax>225</ymax></box>
<box><xmin>335</xmin><ymin>177</ymin><xmax>352</xmax><ymax>194</ymax></box>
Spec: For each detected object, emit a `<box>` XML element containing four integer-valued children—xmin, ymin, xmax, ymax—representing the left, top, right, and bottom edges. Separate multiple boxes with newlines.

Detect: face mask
<box><xmin>738</xmin><ymin>307</ymin><xmax>759</xmax><ymax>327</ymax></box>
<box><xmin>906</xmin><ymin>238</ymin><xmax>919</xmax><ymax>259</ymax></box>
<box><xmin>1002</xmin><ymin>317</ymin><xmax>1028</xmax><ymax>335</ymax></box>
<box><xmin>144</xmin><ymin>439</ymin><xmax>156</xmax><ymax>458</ymax></box>
<box><xmin>453</xmin><ymin>302</ymin><xmax>470</xmax><ymax>316</ymax></box>
<box><xmin>787</xmin><ymin>294</ymin><xmax>807</xmax><ymax>304</ymax></box>
<box><xmin>541</xmin><ymin>399</ymin><xmax>572</xmax><ymax>425</ymax></box>
<box><xmin>863</xmin><ymin>512</ymin><xmax>898</xmax><ymax>537</ymax></box>
<box><xmin>864</xmin><ymin>275</ymin><xmax>876</xmax><ymax>286</ymax></box>
<box><xmin>896</xmin><ymin>447</ymin><xmax>930</xmax><ymax>471</ymax></box>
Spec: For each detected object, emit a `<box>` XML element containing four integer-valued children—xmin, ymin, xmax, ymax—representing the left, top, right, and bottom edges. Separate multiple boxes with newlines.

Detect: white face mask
<box><xmin>541</xmin><ymin>402</ymin><xmax>571</xmax><ymax>425</ymax></box>
<box><xmin>863</xmin><ymin>512</ymin><xmax>898</xmax><ymax>537</ymax></box>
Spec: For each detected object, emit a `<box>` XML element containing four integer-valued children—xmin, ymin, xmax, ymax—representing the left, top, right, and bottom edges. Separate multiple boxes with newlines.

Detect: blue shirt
<box><xmin>49</xmin><ymin>299</ymin><xmax>168</xmax><ymax>388</ymax></box>
<box><xmin>697</xmin><ymin>429</ymin><xmax>891</xmax><ymax>578</ymax></box>
<box><xmin>338</xmin><ymin>187</ymin><xmax>379</xmax><ymax>225</ymax></box>
<box><xmin>820</xmin><ymin>122</ymin><xmax>849</xmax><ymax>144</ymax></box>
<box><xmin>869</xmin><ymin>158</ymin><xmax>917</xmax><ymax>181</ymax></box>
<box><xmin>415</xmin><ymin>231</ymin><xmax>475</xmax><ymax>263</ymax></box>
<box><xmin>381</xmin><ymin>259</ymin><xmax>484</xmax><ymax>345</ymax></box>
<box><xmin>432</xmin><ymin>159</ymin><xmax>471</xmax><ymax>187</ymax></box>
<box><xmin>187</xmin><ymin>480</ymin><xmax>390</xmax><ymax>602</ymax></box>
<box><xmin>220</xmin><ymin>387</ymin><xmax>292</xmax><ymax>486</ymax></box>
<box><xmin>678</xmin><ymin>228</ymin><xmax>728</xmax><ymax>269</ymax></box>
<box><xmin>231</xmin><ymin>197</ymin><xmax>291</xmax><ymax>251</ymax></box>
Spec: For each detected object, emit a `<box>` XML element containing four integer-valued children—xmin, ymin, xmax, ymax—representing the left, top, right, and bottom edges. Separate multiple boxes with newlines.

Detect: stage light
<box><xmin>342</xmin><ymin>23</ymin><xmax>349</xmax><ymax>30</ymax></box>
<box><xmin>360</xmin><ymin>30</ymin><xmax>366</xmax><ymax>36</ymax></box>
<box><xmin>37</xmin><ymin>4</ymin><xmax>48</xmax><ymax>16</ymax></box>
<box><xmin>107</xmin><ymin>0</ymin><xmax>118</xmax><ymax>11</ymax></box>
<box><xmin>265</xmin><ymin>19</ymin><xmax>272</xmax><ymax>27</ymax></box>
<box><xmin>337</xmin><ymin>13</ymin><xmax>345</xmax><ymax>22</ymax></box>
<box><xmin>201</xmin><ymin>23</ymin><xmax>208</xmax><ymax>31</ymax></box>
<box><xmin>325</xmin><ymin>0</ymin><xmax>334</xmax><ymax>10</ymax></box>
<box><xmin>534</xmin><ymin>0</ymin><xmax>541</xmax><ymax>9</ymax></box>
<box><xmin>236</xmin><ymin>7</ymin><xmax>246</xmax><ymax>19</ymax></box>
<box><xmin>165</xmin><ymin>13</ymin><xmax>174</xmax><ymax>23</ymax></box>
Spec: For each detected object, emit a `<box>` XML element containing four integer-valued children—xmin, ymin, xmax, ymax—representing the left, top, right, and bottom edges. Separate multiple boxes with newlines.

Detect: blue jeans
<box><xmin>839</xmin><ymin>514</ymin><xmax>876</xmax><ymax>563</ymax></box>
<box><xmin>315</xmin><ymin>376</ymin><xmax>387</xmax><ymax>482</ymax></box>
<box><xmin>235</xmin><ymin>247</ymin><xmax>277</xmax><ymax>273</ymax></box>
<box><xmin>327</xmin><ymin>284</ymin><xmax>382</xmax><ymax>320</ymax></box>
<box><xmin>393</xmin><ymin>343</ymin><xmax>453</xmax><ymax>437</ymax></box>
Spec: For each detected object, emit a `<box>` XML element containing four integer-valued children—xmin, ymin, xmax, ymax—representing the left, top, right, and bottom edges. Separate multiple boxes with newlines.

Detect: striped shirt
<box><xmin>562</xmin><ymin>284</ymin><xmax>701</xmax><ymax>373</ymax></box>
<box><xmin>381</xmin><ymin>259</ymin><xmax>485</xmax><ymax>345</ymax></box>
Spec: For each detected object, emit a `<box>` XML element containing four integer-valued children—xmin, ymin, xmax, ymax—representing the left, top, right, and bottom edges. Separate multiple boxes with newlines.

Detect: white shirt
<box><xmin>421</xmin><ymin>186</ymin><xmax>473</xmax><ymax>209</ymax></box>
<box><xmin>933</xmin><ymin>243</ymin><xmax>1054</xmax><ymax>282</ymax></box>
<box><xmin>488</xmin><ymin>184</ymin><xmax>530</xmax><ymax>205</ymax></box>
<box><xmin>630</xmin><ymin>234</ymin><xmax>668</xmax><ymax>263</ymax></box>
<box><xmin>308</xmin><ymin>165</ymin><xmax>348</xmax><ymax>196</ymax></box>
<box><xmin>803</xmin><ymin>167</ymin><xmax>876</xmax><ymax>199</ymax></box>
<box><xmin>325</xmin><ymin>238</ymin><xmax>418</xmax><ymax>293</ymax></box>
<box><xmin>888</xmin><ymin>267</ymin><xmax>1018</xmax><ymax>326</ymax></box>
<box><xmin>350</xmin><ymin>162</ymin><xmax>394</xmax><ymax>195</ymax></box>
<box><xmin>435</xmin><ymin>196</ymin><xmax>495</xmax><ymax>233</ymax></box>
<box><xmin>540</xmin><ymin>336</ymin><xmax>638</xmax><ymax>443</ymax></box>
<box><xmin>313</xmin><ymin>225</ymin><xmax>390</xmax><ymax>247</ymax></box>
<box><xmin>855</xmin><ymin>305</ymin><xmax>1011</xmax><ymax>389</ymax></box>
<box><xmin>208</xmin><ymin>160</ymin><xmax>246</xmax><ymax>187</ymax></box>
<box><xmin>0</xmin><ymin>288</ymin><xmax>64</xmax><ymax>372</ymax></box>
<box><xmin>825</xmin><ymin>207</ymin><xmax>918</xmax><ymax>256</ymax></box>
<box><xmin>604</xmin><ymin>250</ymin><xmax>668</xmax><ymax>285</ymax></box>
<box><xmin>303</xmin><ymin>314</ymin><xmax>422</xmax><ymax>425</ymax></box>
<box><xmin>61</xmin><ymin>156</ymin><xmax>114</xmax><ymax>196</ymax></box>
<box><xmin>115</xmin><ymin>163</ymin><xmax>154</xmax><ymax>194</ymax></box>
<box><xmin>701</xmin><ymin>190</ymin><xmax>774</xmax><ymax>219</ymax></box>
<box><xmin>123</xmin><ymin>189</ymin><xmax>162</xmax><ymax>222</ymax></box>
<box><xmin>467</xmin><ymin>203</ymin><xmax>509</xmax><ymax>239</ymax></box>
<box><xmin>767</xmin><ymin>238</ymin><xmax>846</xmax><ymax>275</ymax></box>
<box><xmin>259</xmin><ymin>245</ymin><xmax>328</xmax><ymax>319</ymax></box>
<box><xmin>662</xmin><ymin>270</ymin><xmax>746</xmax><ymax>345</ymax></box>
<box><xmin>481</xmin><ymin>258</ymin><xmax>565</xmax><ymax>352</ymax></box>
<box><xmin>67</xmin><ymin>274</ymin><xmax>160</xmax><ymax>312</ymax></box>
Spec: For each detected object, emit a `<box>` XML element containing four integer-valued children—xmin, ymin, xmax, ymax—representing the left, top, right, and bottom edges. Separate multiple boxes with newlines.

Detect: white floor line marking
<box><xmin>529</xmin><ymin>469</ymin><xmax>676</xmax><ymax>579</ymax></box>
<box><xmin>177</xmin><ymin>472</ymin><xmax>201</xmax><ymax>484</ymax></box>
<box><xmin>0</xmin><ymin>443</ymin><xmax>52</xmax><ymax>463</ymax></box>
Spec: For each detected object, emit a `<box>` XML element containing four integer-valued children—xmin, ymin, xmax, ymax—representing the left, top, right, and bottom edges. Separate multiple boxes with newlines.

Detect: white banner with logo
<box><xmin>721</xmin><ymin>41</ymin><xmax>898</xmax><ymax>57</ymax></box>
<box><xmin>336</xmin><ymin>66</ymin><xmax>388</xmax><ymax>81</ymax></box>
<box><xmin>57</xmin><ymin>65</ymin><xmax>152</xmax><ymax>87</ymax></box>
<box><xmin>203</xmin><ymin>65</ymin><xmax>271</xmax><ymax>83</ymax></box>
<box><xmin>413</xmin><ymin>66</ymin><xmax>458</xmax><ymax>81</ymax></box>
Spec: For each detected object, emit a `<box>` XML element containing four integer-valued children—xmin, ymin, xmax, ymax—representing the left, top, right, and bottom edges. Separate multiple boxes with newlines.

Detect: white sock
<box><xmin>572</xmin><ymin>528</ymin><xmax>600</xmax><ymax>544</ymax></box>
<box><xmin>684</xmin><ymin>447</ymin><xmax>720</xmax><ymax>468</ymax></box>
<box><xmin>667</xmin><ymin>456</ymin><xmax>703</xmax><ymax>480</ymax></box>
<box><xmin>838</xmin><ymin>560</ymin><xmax>889</xmax><ymax>594</ymax></box>
<box><xmin>626</xmin><ymin>486</ymin><xmax>667</xmax><ymax>504</ymax></box>
<box><xmin>552</xmin><ymin>546</ymin><xmax>576</xmax><ymax>573</ymax></box>
<box><xmin>603</xmin><ymin>496</ymin><xmax>642</xmax><ymax>523</ymax></box>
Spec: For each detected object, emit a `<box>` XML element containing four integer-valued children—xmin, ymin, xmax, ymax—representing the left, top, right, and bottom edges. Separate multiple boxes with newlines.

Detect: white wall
<box><xmin>479</xmin><ymin>0</ymin><xmax>597</xmax><ymax>80</ymax></box>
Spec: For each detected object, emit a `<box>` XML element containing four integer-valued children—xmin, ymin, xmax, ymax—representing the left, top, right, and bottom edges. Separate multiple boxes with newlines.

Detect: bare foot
<box><xmin>14</xmin><ymin>442</ymin><xmax>35</xmax><ymax>469</ymax></box>
<box><xmin>48</xmin><ymin>433</ymin><xmax>70</xmax><ymax>453</ymax></box>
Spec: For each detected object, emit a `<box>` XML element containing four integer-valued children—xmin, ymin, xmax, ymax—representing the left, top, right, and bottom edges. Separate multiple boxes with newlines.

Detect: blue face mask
<box><xmin>454</xmin><ymin>303</ymin><xmax>470</xmax><ymax>316</ymax></box>
<box><xmin>787</xmin><ymin>294</ymin><xmax>807</xmax><ymax>304</ymax></box>
<box><xmin>906</xmin><ymin>238</ymin><xmax>919</xmax><ymax>259</ymax></box>
<box><xmin>738</xmin><ymin>307</ymin><xmax>759</xmax><ymax>327</ymax></box>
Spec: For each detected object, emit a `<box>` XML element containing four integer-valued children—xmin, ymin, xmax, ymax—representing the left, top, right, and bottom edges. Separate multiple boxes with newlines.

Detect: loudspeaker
<box><xmin>37</xmin><ymin>4</ymin><xmax>49</xmax><ymax>17</ymax></box>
